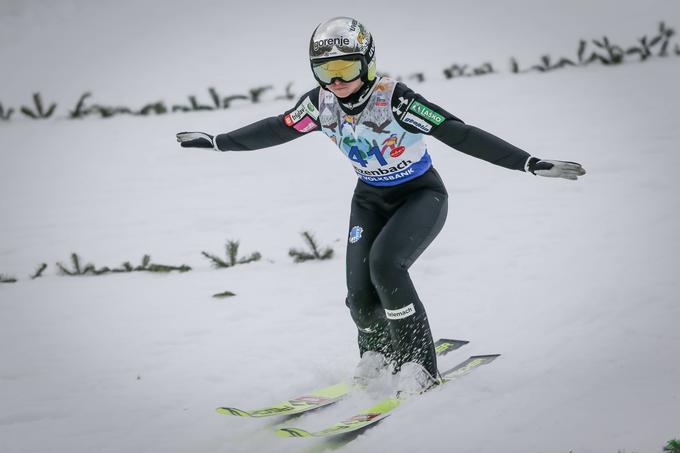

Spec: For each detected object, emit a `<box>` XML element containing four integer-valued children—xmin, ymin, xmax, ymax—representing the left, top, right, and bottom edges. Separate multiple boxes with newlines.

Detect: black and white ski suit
<box><xmin>212</xmin><ymin>77</ymin><xmax>531</xmax><ymax>377</ymax></box>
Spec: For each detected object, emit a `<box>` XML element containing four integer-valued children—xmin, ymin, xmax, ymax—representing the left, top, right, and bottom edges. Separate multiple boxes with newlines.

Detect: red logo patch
<box><xmin>390</xmin><ymin>146</ymin><xmax>405</xmax><ymax>158</ymax></box>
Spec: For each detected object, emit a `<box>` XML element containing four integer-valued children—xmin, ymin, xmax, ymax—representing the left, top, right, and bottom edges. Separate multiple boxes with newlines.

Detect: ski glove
<box><xmin>176</xmin><ymin>131</ymin><xmax>217</xmax><ymax>150</ymax></box>
<box><xmin>526</xmin><ymin>157</ymin><xmax>586</xmax><ymax>180</ymax></box>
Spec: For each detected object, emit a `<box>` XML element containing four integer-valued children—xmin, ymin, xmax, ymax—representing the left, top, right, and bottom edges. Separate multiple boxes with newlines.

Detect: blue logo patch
<box><xmin>349</xmin><ymin>226</ymin><xmax>364</xmax><ymax>244</ymax></box>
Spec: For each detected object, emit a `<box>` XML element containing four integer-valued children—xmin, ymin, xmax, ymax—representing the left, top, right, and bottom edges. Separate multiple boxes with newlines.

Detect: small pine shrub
<box><xmin>57</xmin><ymin>253</ymin><xmax>191</xmax><ymax>276</ymax></box>
<box><xmin>69</xmin><ymin>92</ymin><xmax>92</xmax><ymax>118</ymax></box>
<box><xmin>208</xmin><ymin>87</ymin><xmax>222</xmax><ymax>109</ymax></box>
<box><xmin>472</xmin><ymin>62</ymin><xmax>495</xmax><ymax>75</ymax></box>
<box><xmin>117</xmin><ymin>255</ymin><xmax>191</xmax><ymax>273</ymax></box>
<box><xmin>0</xmin><ymin>274</ymin><xmax>18</xmax><ymax>283</ymax></box>
<box><xmin>90</xmin><ymin>104</ymin><xmax>133</xmax><ymax>119</ymax></box>
<box><xmin>289</xmin><ymin>231</ymin><xmax>333</xmax><ymax>263</ymax></box>
<box><xmin>202</xmin><ymin>240</ymin><xmax>261</xmax><ymax>268</ymax></box>
<box><xmin>222</xmin><ymin>94</ymin><xmax>249</xmax><ymax>109</ymax></box>
<box><xmin>20</xmin><ymin>93</ymin><xmax>57</xmax><ymax>119</ymax></box>
<box><xmin>137</xmin><ymin>101</ymin><xmax>167</xmax><ymax>116</ymax></box>
<box><xmin>188</xmin><ymin>95</ymin><xmax>212</xmax><ymax>111</ymax></box>
<box><xmin>57</xmin><ymin>253</ymin><xmax>110</xmax><ymax>275</ymax></box>
<box><xmin>664</xmin><ymin>439</ymin><xmax>680</xmax><ymax>453</ymax></box>
<box><xmin>0</xmin><ymin>102</ymin><xmax>14</xmax><ymax>121</ymax></box>
<box><xmin>30</xmin><ymin>263</ymin><xmax>48</xmax><ymax>280</ymax></box>
<box><xmin>443</xmin><ymin>64</ymin><xmax>468</xmax><ymax>79</ymax></box>
<box><xmin>249</xmin><ymin>85</ymin><xmax>273</xmax><ymax>103</ymax></box>
<box><xmin>592</xmin><ymin>36</ymin><xmax>625</xmax><ymax>64</ymax></box>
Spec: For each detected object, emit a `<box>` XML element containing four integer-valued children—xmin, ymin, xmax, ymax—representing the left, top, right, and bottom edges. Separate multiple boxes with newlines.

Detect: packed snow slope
<box><xmin>2</xmin><ymin>2</ymin><xmax>680</xmax><ymax>453</ymax></box>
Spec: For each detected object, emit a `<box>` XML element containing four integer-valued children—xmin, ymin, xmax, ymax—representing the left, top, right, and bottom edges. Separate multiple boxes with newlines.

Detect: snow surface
<box><xmin>1</xmin><ymin>1</ymin><xmax>680</xmax><ymax>453</ymax></box>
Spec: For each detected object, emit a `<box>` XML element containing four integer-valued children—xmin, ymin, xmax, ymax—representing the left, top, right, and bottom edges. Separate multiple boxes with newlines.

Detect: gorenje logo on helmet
<box><xmin>314</xmin><ymin>37</ymin><xmax>351</xmax><ymax>52</ymax></box>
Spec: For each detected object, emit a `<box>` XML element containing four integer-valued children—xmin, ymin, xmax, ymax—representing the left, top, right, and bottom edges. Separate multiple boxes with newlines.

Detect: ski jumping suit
<box><xmin>213</xmin><ymin>77</ymin><xmax>531</xmax><ymax>377</ymax></box>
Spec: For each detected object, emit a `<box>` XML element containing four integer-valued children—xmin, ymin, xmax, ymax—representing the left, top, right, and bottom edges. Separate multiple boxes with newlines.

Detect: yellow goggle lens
<box><xmin>313</xmin><ymin>59</ymin><xmax>363</xmax><ymax>83</ymax></box>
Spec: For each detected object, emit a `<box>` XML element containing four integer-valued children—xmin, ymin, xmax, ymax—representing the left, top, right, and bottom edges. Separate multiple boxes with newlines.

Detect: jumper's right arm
<box><xmin>213</xmin><ymin>116</ymin><xmax>300</xmax><ymax>151</ymax></box>
<box><xmin>177</xmin><ymin>88</ymin><xmax>321</xmax><ymax>151</ymax></box>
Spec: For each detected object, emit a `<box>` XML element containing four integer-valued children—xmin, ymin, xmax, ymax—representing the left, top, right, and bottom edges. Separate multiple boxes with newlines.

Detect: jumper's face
<box><xmin>326</xmin><ymin>78</ymin><xmax>364</xmax><ymax>99</ymax></box>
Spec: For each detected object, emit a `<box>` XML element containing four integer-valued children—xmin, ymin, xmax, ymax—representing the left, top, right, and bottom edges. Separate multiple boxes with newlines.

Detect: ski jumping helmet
<box><xmin>309</xmin><ymin>17</ymin><xmax>376</xmax><ymax>87</ymax></box>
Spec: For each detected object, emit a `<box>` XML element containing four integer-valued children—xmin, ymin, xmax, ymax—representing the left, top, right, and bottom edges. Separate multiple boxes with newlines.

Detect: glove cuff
<box><xmin>525</xmin><ymin>156</ymin><xmax>540</xmax><ymax>174</ymax></box>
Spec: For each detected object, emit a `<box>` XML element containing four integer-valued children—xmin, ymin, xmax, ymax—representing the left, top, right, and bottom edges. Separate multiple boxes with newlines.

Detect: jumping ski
<box><xmin>216</xmin><ymin>338</ymin><xmax>468</xmax><ymax>418</ymax></box>
<box><xmin>275</xmin><ymin>354</ymin><xmax>500</xmax><ymax>437</ymax></box>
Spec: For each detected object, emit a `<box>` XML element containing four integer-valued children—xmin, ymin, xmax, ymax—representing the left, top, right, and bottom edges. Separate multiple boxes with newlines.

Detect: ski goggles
<box><xmin>311</xmin><ymin>58</ymin><xmax>365</xmax><ymax>84</ymax></box>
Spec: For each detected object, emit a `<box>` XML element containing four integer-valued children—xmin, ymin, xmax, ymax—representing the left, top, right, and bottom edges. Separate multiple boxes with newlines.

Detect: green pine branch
<box><xmin>289</xmin><ymin>231</ymin><xmax>334</xmax><ymax>263</ymax></box>
<box><xmin>201</xmin><ymin>251</ymin><xmax>229</xmax><ymax>268</ymax></box>
<box><xmin>664</xmin><ymin>439</ymin><xmax>680</xmax><ymax>453</ymax></box>
<box><xmin>249</xmin><ymin>85</ymin><xmax>273</xmax><ymax>103</ymax></box>
<box><xmin>202</xmin><ymin>240</ymin><xmax>261</xmax><ymax>268</ymax></box>
<box><xmin>20</xmin><ymin>93</ymin><xmax>57</xmax><ymax>119</ymax></box>
<box><xmin>0</xmin><ymin>102</ymin><xmax>14</xmax><ymax>121</ymax></box>
<box><xmin>69</xmin><ymin>92</ymin><xmax>92</xmax><ymax>118</ymax></box>
<box><xmin>57</xmin><ymin>253</ymin><xmax>190</xmax><ymax>276</ymax></box>
<box><xmin>137</xmin><ymin>101</ymin><xmax>167</xmax><ymax>116</ymax></box>
<box><xmin>30</xmin><ymin>263</ymin><xmax>48</xmax><ymax>280</ymax></box>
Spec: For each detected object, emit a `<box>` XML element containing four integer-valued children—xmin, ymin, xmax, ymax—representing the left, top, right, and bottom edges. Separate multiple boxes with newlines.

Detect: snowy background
<box><xmin>1</xmin><ymin>1</ymin><xmax>680</xmax><ymax>452</ymax></box>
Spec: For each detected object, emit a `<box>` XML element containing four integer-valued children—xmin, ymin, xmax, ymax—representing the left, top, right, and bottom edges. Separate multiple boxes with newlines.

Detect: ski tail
<box><xmin>434</xmin><ymin>338</ymin><xmax>469</xmax><ymax>356</ymax></box>
<box><xmin>216</xmin><ymin>382</ymin><xmax>351</xmax><ymax>417</ymax></box>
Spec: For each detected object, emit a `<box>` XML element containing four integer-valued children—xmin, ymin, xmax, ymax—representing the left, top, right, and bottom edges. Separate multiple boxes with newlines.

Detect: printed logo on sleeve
<box><xmin>402</xmin><ymin>112</ymin><xmax>432</xmax><ymax>133</ymax></box>
<box><xmin>392</xmin><ymin>96</ymin><xmax>411</xmax><ymax>116</ymax></box>
<box><xmin>287</xmin><ymin>96</ymin><xmax>319</xmax><ymax>128</ymax></box>
<box><xmin>302</xmin><ymin>97</ymin><xmax>320</xmax><ymax>119</ymax></box>
<box><xmin>409</xmin><ymin>101</ymin><xmax>444</xmax><ymax>125</ymax></box>
<box><xmin>293</xmin><ymin>116</ymin><xmax>318</xmax><ymax>133</ymax></box>
<box><xmin>288</xmin><ymin>103</ymin><xmax>307</xmax><ymax>124</ymax></box>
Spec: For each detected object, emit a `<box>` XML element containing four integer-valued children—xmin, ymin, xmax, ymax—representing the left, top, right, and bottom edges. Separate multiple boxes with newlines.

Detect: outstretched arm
<box><xmin>213</xmin><ymin>116</ymin><xmax>300</xmax><ymax>151</ymax></box>
<box><xmin>177</xmin><ymin>88</ymin><xmax>322</xmax><ymax>151</ymax></box>
<box><xmin>392</xmin><ymin>82</ymin><xmax>586</xmax><ymax>180</ymax></box>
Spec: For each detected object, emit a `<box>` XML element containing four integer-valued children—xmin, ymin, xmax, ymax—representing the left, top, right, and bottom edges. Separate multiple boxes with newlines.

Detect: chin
<box><xmin>331</xmin><ymin>89</ymin><xmax>350</xmax><ymax>98</ymax></box>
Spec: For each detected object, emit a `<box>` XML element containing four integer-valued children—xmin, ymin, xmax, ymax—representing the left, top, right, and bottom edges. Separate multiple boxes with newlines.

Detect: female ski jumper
<box><xmin>177</xmin><ymin>17</ymin><xmax>586</xmax><ymax>381</ymax></box>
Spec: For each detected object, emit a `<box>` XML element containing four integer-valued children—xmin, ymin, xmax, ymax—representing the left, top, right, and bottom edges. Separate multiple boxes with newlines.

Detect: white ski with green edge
<box><xmin>216</xmin><ymin>338</ymin><xmax>468</xmax><ymax>418</ymax></box>
<box><xmin>275</xmin><ymin>353</ymin><xmax>500</xmax><ymax>438</ymax></box>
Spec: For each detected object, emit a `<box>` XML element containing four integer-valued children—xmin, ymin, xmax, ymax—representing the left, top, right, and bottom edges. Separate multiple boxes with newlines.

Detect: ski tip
<box><xmin>469</xmin><ymin>354</ymin><xmax>501</xmax><ymax>360</ymax></box>
<box><xmin>276</xmin><ymin>427</ymin><xmax>313</xmax><ymax>438</ymax></box>
<box><xmin>436</xmin><ymin>338</ymin><xmax>470</xmax><ymax>345</ymax></box>
<box><xmin>216</xmin><ymin>407</ymin><xmax>250</xmax><ymax>417</ymax></box>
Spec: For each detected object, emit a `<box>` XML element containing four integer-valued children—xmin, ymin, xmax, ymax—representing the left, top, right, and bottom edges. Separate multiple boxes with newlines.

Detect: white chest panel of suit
<box><xmin>318</xmin><ymin>78</ymin><xmax>432</xmax><ymax>187</ymax></box>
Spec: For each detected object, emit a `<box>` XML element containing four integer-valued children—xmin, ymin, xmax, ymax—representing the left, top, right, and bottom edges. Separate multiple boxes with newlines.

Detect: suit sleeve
<box><xmin>392</xmin><ymin>82</ymin><xmax>531</xmax><ymax>171</ymax></box>
<box><xmin>214</xmin><ymin>88</ymin><xmax>322</xmax><ymax>151</ymax></box>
